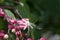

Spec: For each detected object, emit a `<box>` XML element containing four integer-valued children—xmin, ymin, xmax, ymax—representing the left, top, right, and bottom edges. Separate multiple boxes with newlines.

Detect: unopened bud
<box><xmin>4</xmin><ymin>34</ymin><xmax>9</xmax><ymax>39</ymax></box>
<box><xmin>12</xmin><ymin>28</ymin><xmax>16</xmax><ymax>33</ymax></box>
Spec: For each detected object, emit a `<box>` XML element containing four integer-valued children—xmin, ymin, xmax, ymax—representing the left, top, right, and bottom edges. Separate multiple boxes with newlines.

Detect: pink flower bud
<box><xmin>39</xmin><ymin>37</ymin><xmax>46</xmax><ymax>40</ymax></box>
<box><xmin>0</xmin><ymin>30</ymin><xmax>5</xmax><ymax>39</ymax></box>
<box><xmin>0</xmin><ymin>33</ymin><xmax>4</xmax><ymax>39</ymax></box>
<box><xmin>12</xmin><ymin>28</ymin><xmax>16</xmax><ymax>33</ymax></box>
<box><xmin>8</xmin><ymin>25</ymin><xmax>14</xmax><ymax>30</ymax></box>
<box><xmin>15</xmin><ymin>31</ymin><xmax>21</xmax><ymax>37</ymax></box>
<box><xmin>0</xmin><ymin>12</ymin><xmax>5</xmax><ymax>17</ymax></box>
<box><xmin>9</xmin><ymin>19</ymin><xmax>17</xmax><ymax>24</ymax></box>
<box><xmin>15</xmin><ymin>26</ymin><xmax>20</xmax><ymax>31</ymax></box>
<box><xmin>27</xmin><ymin>38</ymin><xmax>32</xmax><ymax>40</ymax></box>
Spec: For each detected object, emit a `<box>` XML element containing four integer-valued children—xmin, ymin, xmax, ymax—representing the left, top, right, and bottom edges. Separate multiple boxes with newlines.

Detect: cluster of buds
<box><xmin>0</xmin><ymin>8</ymin><xmax>33</xmax><ymax>40</ymax></box>
<box><xmin>8</xmin><ymin>18</ymin><xmax>30</xmax><ymax>40</ymax></box>
<box><xmin>0</xmin><ymin>30</ymin><xmax>9</xmax><ymax>40</ymax></box>
<box><xmin>0</xmin><ymin>8</ymin><xmax>45</xmax><ymax>40</ymax></box>
<box><xmin>8</xmin><ymin>18</ymin><xmax>31</xmax><ymax>31</ymax></box>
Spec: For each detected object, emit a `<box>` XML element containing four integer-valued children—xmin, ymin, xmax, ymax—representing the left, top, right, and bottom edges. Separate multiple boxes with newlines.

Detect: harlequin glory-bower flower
<box><xmin>17</xmin><ymin>18</ymin><xmax>33</xmax><ymax>30</ymax></box>
<box><xmin>7</xmin><ymin>18</ymin><xmax>33</xmax><ymax>32</ymax></box>
<box><xmin>0</xmin><ymin>7</ymin><xmax>40</xmax><ymax>40</ymax></box>
<box><xmin>0</xmin><ymin>8</ymin><xmax>35</xmax><ymax>40</ymax></box>
<box><xmin>17</xmin><ymin>20</ymin><xmax>27</xmax><ymax>29</ymax></box>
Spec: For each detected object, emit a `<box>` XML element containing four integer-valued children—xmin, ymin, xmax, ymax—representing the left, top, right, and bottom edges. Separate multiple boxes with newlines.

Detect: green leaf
<box><xmin>4</xmin><ymin>9</ymin><xmax>16</xmax><ymax>19</ymax></box>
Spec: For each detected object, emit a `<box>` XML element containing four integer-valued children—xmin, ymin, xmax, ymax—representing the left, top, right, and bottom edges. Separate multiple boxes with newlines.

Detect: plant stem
<box><xmin>14</xmin><ymin>8</ymin><xmax>22</xmax><ymax>19</ymax></box>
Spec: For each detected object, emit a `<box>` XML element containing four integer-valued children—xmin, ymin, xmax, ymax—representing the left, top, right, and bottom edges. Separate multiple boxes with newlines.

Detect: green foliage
<box><xmin>4</xmin><ymin>9</ymin><xmax>16</xmax><ymax>19</ymax></box>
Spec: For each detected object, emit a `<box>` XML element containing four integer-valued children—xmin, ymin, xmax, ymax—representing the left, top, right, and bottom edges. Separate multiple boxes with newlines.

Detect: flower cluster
<box><xmin>0</xmin><ymin>8</ymin><xmax>46</xmax><ymax>40</ymax></box>
<box><xmin>0</xmin><ymin>8</ymin><xmax>33</xmax><ymax>40</ymax></box>
<box><xmin>7</xmin><ymin>18</ymin><xmax>31</xmax><ymax>40</ymax></box>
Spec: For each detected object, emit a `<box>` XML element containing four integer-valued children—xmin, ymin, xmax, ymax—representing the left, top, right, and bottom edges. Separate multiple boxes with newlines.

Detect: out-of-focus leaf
<box><xmin>9</xmin><ymin>33</ymin><xmax>15</xmax><ymax>40</ymax></box>
<box><xmin>29</xmin><ymin>27</ymin><xmax>41</xmax><ymax>40</ymax></box>
<box><xmin>4</xmin><ymin>9</ymin><xmax>16</xmax><ymax>19</ymax></box>
<box><xmin>0</xmin><ymin>0</ymin><xmax>4</xmax><ymax>3</ymax></box>
<box><xmin>4</xmin><ymin>2</ymin><xmax>14</xmax><ymax>6</ymax></box>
